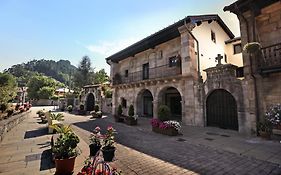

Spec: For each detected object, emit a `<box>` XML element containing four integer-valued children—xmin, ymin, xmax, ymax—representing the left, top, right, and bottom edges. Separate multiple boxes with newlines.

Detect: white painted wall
<box><xmin>192</xmin><ymin>21</ymin><xmax>232</xmax><ymax>80</ymax></box>
<box><xmin>225</xmin><ymin>40</ymin><xmax>243</xmax><ymax>67</ymax></box>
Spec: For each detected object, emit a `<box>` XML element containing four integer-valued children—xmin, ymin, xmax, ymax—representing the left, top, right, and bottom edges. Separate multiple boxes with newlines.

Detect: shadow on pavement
<box><xmin>40</xmin><ymin>149</ymin><xmax>55</xmax><ymax>171</ymax></box>
<box><xmin>24</xmin><ymin>127</ymin><xmax>48</xmax><ymax>139</ymax></box>
<box><xmin>37</xmin><ymin>141</ymin><xmax>51</xmax><ymax>149</ymax></box>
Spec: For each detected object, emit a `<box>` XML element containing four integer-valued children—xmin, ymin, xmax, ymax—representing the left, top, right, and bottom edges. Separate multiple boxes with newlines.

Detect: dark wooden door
<box><xmin>206</xmin><ymin>89</ymin><xmax>238</xmax><ymax>130</ymax></box>
<box><xmin>143</xmin><ymin>96</ymin><xmax>153</xmax><ymax>117</ymax></box>
<box><xmin>86</xmin><ymin>93</ymin><xmax>95</xmax><ymax>111</ymax></box>
<box><xmin>143</xmin><ymin>63</ymin><xmax>149</xmax><ymax>80</ymax></box>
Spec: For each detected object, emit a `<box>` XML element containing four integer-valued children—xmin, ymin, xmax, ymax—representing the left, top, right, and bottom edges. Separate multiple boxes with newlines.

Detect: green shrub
<box><xmin>50</xmin><ymin>113</ymin><xmax>64</xmax><ymax>121</ymax></box>
<box><xmin>158</xmin><ymin>105</ymin><xmax>171</xmax><ymax>121</ymax></box>
<box><xmin>128</xmin><ymin>105</ymin><xmax>134</xmax><ymax>117</ymax></box>
<box><xmin>94</xmin><ymin>104</ymin><xmax>99</xmax><ymax>112</ymax></box>
<box><xmin>117</xmin><ymin>104</ymin><xmax>122</xmax><ymax>116</ymax></box>
<box><xmin>67</xmin><ymin>105</ymin><xmax>73</xmax><ymax>112</ymax></box>
<box><xmin>36</xmin><ymin>110</ymin><xmax>45</xmax><ymax>116</ymax></box>
<box><xmin>79</xmin><ymin>104</ymin><xmax>84</xmax><ymax>110</ymax></box>
<box><xmin>0</xmin><ymin>103</ymin><xmax>7</xmax><ymax>112</ymax></box>
<box><xmin>6</xmin><ymin>108</ymin><xmax>14</xmax><ymax>117</ymax></box>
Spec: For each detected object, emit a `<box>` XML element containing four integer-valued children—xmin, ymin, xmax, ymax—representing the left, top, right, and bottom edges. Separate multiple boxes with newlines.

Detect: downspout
<box><xmin>233</xmin><ymin>4</ymin><xmax>260</xmax><ymax>134</ymax></box>
<box><xmin>184</xmin><ymin>20</ymin><xmax>201</xmax><ymax>80</ymax></box>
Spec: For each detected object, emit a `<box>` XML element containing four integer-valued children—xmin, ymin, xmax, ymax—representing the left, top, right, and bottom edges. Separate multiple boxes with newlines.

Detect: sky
<box><xmin>0</xmin><ymin>0</ymin><xmax>239</xmax><ymax>74</ymax></box>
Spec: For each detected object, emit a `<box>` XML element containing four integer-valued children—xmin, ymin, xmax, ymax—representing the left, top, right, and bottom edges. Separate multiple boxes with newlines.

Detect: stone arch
<box><xmin>206</xmin><ymin>89</ymin><xmax>238</xmax><ymax>130</ymax></box>
<box><xmin>136</xmin><ymin>89</ymin><xmax>154</xmax><ymax>118</ymax></box>
<box><xmin>157</xmin><ymin>86</ymin><xmax>183</xmax><ymax>121</ymax></box>
<box><xmin>86</xmin><ymin>93</ymin><xmax>95</xmax><ymax>111</ymax></box>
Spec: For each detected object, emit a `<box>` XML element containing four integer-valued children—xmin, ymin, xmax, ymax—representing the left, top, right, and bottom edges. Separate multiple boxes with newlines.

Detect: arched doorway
<box><xmin>206</xmin><ymin>89</ymin><xmax>238</xmax><ymax>130</ymax></box>
<box><xmin>86</xmin><ymin>93</ymin><xmax>95</xmax><ymax>111</ymax></box>
<box><xmin>136</xmin><ymin>89</ymin><xmax>153</xmax><ymax>118</ymax></box>
<box><xmin>158</xmin><ymin>87</ymin><xmax>182</xmax><ymax>121</ymax></box>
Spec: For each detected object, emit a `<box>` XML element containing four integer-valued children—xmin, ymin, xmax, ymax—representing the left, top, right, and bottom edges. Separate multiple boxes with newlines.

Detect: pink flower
<box><xmin>107</xmin><ymin>126</ymin><xmax>114</xmax><ymax>131</ymax></box>
<box><xmin>94</xmin><ymin>126</ymin><xmax>101</xmax><ymax>131</ymax></box>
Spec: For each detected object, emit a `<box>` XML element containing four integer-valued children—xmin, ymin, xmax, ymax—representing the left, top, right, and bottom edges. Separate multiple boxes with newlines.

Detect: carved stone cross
<box><xmin>215</xmin><ymin>54</ymin><xmax>223</xmax><ymax>66</ymax></box>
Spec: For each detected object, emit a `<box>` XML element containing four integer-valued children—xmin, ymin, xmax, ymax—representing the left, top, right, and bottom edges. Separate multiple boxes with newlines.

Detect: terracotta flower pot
<box><xmin>55</xmin><ymin>156</ymin><xmax>76</xmax><ymax>175</ymax></box>
<box><xmin>125</xmin><ymin>117</ymin><xmax>137</xmax><ymax>125</ymax></box>
<box><xmin>102</xmin><ymin>147</ymin><xmax>116</xmax><ymax>162</ymax></box>
<box><xmin>259</xmin><ymin>131</ymin><xmax>271</xmax><ymax>140</ymax></box>
<box><xmin>152</xmin><ymin>127</ymin><xmax>178</xmax><ymax>136</ymax></box>
<box><xmin>89</xmin><ymin>144</ymin><xmax>101</xmax><ymax>156</ymax></box>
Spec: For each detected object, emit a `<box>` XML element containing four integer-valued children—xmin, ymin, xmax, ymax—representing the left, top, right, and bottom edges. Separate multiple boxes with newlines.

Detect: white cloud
<box><xmin>86</xmin><ymin>37</ymin><xmax>140</xmax><ymax>57</ymax></box>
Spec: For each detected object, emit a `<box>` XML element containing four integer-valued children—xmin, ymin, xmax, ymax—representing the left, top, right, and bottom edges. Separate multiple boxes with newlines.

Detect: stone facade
<box><xmin>225</xmin><ymin>0</ymin><xmax>281</xmax><ymax>133</ymax></box>
<box><xmin>107</xmin><ymin>15</ymin><xmax>252</xmax><ymax>133</ymax></box>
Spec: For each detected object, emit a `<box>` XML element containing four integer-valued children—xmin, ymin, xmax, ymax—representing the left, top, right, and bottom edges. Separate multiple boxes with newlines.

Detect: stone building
<box><xmin>105</xmin><ymin>14</ymin><xmax>254</xmax><ymax>133</ymax></box>
<box><xmin>80</xmin><ymin>84</ymin><xmax>112</xmax><ymax>114</ymax></box>
<box><xmin>224</xmin><ymin>0</ymin><xmax>281</xmax><ymax>133</ymax></box>
<box><xmin>80</xmin><ymin>84</ymin><xmax>102</xmax><ymax>112</ymax></box>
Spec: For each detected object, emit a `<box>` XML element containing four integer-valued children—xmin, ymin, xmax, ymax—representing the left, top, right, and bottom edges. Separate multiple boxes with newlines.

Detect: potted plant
<box><xmin>52</xmin><ymin>125</ymin><xmax>80</xmax><ymax>175</ymax></box>
<box><xmin>78</xmin><ymin>104</ymin><xmax>86</xmax><ymax>115</ymax></box>
<box><xmin>91</xmin><ymin>105</ymin><xmax>102</xmax><ymax>118</ymax></box>
<box><xmin>114</xmin><ymin>104</ymin><xmax>124</xmax><ymax>122</ymax></box>
<box><xmin>102</xmin><ymin>126</ymin><xmax>116</xmax><ymax>162</ymax></box>
<box><xmin>257</xmin><ymin>121</ymin><xmax>272</xmax><ymax>140</ymax></box>
<box><xmin>89</xmin><ymin>126</ymin><xmax>102</xmax><ymax>156</ymax></box>
<box><xmin>243</xmin><ymin>42</ymin><xmax>261</xmax><ymax>54</ymax></box>
<box><xmin>125</xmin><ymin>105</ymin><xmax>137</xmax><ymax>125</ymax></box>
<box><xmin>265</xmin><ymin>104</ymin><xmax>281</xmax><ymax>130</ymax></box>
<box><xmin>67</xmin><ymin>105</ymin><xmax>73</xmax><ymax>113</ymax></box>
<box><xmin>158</xmin><ymin>105</ymin><xmax>171</xmax><ymax>122</ymax></box>
<box><xmin>150</xmin><ymin>119</ymin><xmax>180</xmax><ymax>136</ymax></box>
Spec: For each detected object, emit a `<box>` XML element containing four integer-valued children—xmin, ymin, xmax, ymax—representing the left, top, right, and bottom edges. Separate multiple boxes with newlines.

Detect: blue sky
<box><xmin>0</xmin><ymin>0</ymin><xmax>239</xmax><ymax>74</ymax></box>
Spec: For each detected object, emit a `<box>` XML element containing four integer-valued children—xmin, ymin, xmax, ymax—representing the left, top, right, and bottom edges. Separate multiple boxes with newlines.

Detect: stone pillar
<box><xmin>178</xmin><ymin>24</ymin><xmax>198</xmax><ymax>79</ymax></box>
<box><xmin>112</xmin><ymin>88</ymin><xmax>118</xmax><ymax>115</ymax></box>
<box><xmin>153</xmin><ymin>100</ymin><xmax>158</xmax><ymax>119</ymax></box>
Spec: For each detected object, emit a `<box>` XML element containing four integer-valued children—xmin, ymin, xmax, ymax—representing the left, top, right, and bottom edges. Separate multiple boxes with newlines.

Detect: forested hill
<box><xmin>5</xmin><ymin>59</ymin><xmax>77</xmax><ymax>86</ymax></box>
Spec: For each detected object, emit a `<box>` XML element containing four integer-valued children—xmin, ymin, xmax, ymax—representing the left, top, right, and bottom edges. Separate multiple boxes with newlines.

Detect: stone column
<box><xmin>112</xmin><ymin>88</ymin><xmax>118</xmax><ymax>115</ymax></box>
<box><xmin>153</xmin><ymin>100</ymin><xmax>158</xmax><ymax>119</ymax></box>
<box><xmin>178</xmin><ymin>24</ymin><xmax>198</xmax><ymax>79</ymax></box>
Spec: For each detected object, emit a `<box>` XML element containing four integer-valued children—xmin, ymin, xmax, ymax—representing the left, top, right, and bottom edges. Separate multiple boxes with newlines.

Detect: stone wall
<box><xmin>0</xmin><ymin>111</ymin><xmax>30</xmax><ymax>142</ymax></box>
<box><xmin>237</xmin><ymin>1</ymin><xmax>281</xmax><ymax>127</ymax></box>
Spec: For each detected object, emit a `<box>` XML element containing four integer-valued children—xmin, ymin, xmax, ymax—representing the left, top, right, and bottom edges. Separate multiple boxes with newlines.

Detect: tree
<box><xmin>0</xmin><ymin>73</ymin><xmax>17</xmax><ymax>105</ymax></box>
<box><xmin>27</xmin><ymin>75</ymin><xmax>63</xmax><ymax>99</ymax></box>
<box><xmin>94</xmin><ymin>69</ymin><xmax>109</xmax><ymax>84</ymax></box>
<box><xmin>74</xmin><ymin>56</ymin><xmax>94</xmax><ymax>88</ymax></box>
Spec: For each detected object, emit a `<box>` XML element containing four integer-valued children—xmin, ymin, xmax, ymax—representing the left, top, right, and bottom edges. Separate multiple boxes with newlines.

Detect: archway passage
<box><xmin>206</xmin><ymin>89</ymin><xmax>238</xmax><ymax>130</ymax></box>
<box><xmin>86</xmin><ymin>93</ymin><xmax>95</xmax><ymax>111</ymax></box>
<box><xmin>137</xmin><ymin>89</ymin><xmax>153</xmax><ymax>118</ymax></box>
<box><xmin>159</xmin><ymin>87</ymin><xmax>182</xmax><ymax>121</ymax></box>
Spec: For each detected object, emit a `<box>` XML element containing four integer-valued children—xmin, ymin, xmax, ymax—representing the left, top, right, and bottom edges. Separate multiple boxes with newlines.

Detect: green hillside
<box><xmin>5</xmin><ymin>59</ymin><xmax>77</xmax><ymax>86</ymax></box>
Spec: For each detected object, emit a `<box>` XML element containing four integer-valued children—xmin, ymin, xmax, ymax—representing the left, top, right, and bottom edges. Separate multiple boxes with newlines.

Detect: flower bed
<box><xmin>150</xmin><ymin>119</ymin><xmax>181</xmax><ymax>136</ymax></box>
<box><xmin>265</xmin><ymin>104</ymin><xmax>281</xmax><ymax>130</ymax></box>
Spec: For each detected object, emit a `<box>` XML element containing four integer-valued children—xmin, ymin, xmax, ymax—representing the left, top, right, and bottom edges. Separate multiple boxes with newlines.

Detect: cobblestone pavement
<box><xmin>64</xmin><ymin>113</ymin><xmax>281</xmax><ymax>175</ymax></box>
<box><xmin>1</xmin><ymin>107</ymin><xmax>280</xmax><ymax>175</ymax></box>
<box><xmin>0</xmin><ymin>107</ymin><xmax>89</xmax><ymax>175</ymax></box>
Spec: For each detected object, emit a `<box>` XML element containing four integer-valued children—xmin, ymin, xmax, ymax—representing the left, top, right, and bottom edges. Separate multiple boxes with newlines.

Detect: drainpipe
<box><xmin>184</xmin><ymin>20</ymin><xmax>201</xmax><ymax>80</ymax></box>
<box><xmin>233</xmin><ymin>4</ymin><xmax>260</xmax><ymax>134</ymax></box>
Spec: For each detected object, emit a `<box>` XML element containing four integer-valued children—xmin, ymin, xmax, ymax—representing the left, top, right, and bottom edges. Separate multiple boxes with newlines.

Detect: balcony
<box><xmin>113</xmin><ymin>64</ymin><xmax>182</xmax><ymax>85</ymax></box>
<box><xmin>258</xmin><ymin>42</ymin><xmax>281</xmax><ymax>74</ymax></box>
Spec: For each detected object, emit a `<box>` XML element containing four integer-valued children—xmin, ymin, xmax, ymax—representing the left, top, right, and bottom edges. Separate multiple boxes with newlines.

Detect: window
<box><xmin>233</xmin><ymin>44</ymin><xmax>242</xmax><ymax>54</ymax></box>
<box><xmin>169</xmin><ymin>56</ymin><xmax>179</xmax><ymax>67</ymax></box>
<box><xmin>211</xmin><ymin>30</ymin><xmax>216</xmax><ymax>43</ymax></box>
<box><xmin>158</xmin><ymin>50</ymin><xmax>163</xmax><ymax>59</ymax></box>
<box><xmin>143</xmin><ymin>63</ymin><xmax>149</xmax><ymax>80</ymax></box>
<box><xmin>121</xmin><ymin>98</ymin><xmax>127</xmax><ymax>108</ymax></box>
<box><xmin>125</xmin><ymin>70</ymin><xmax>128</xmax><ymax>77</ymax></box>
<box><xmin>224</xmin><ymin>54</ymin><xmax>227</xmax><ymax>63</ymax></box>
<box><xmin>236</xmin><ymin>67</ymin><xmax>244</xmax><ymax>78</ymax></box>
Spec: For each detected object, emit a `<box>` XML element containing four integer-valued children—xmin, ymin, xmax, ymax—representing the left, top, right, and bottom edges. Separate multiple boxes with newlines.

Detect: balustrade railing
<box><xmin>259</xmin><ymin>42</ymin><xmax>281</xmax><ymax>73</ymax></box>
<box><xmin>113</xmin><ymin>64</ymin><xmax>182</xmax><ymax>85</ymax></box>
